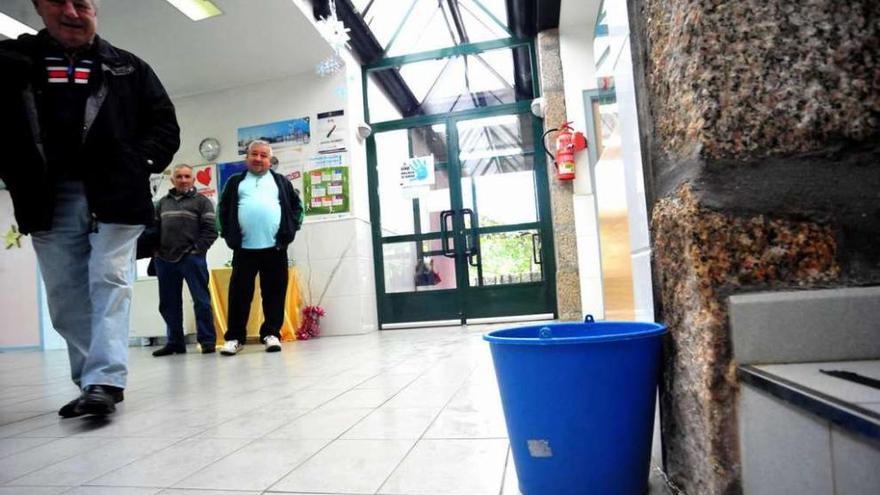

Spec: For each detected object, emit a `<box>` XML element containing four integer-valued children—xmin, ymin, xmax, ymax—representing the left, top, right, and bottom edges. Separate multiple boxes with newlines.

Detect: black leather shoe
<box><xmin>200</xmin><ymin>344</ymin><xmax>216</xmax><ymax>354</ymax></box>
<box><xmin>58</xmin><ymin>396</ymin><xmax>82</xmax><ymax>418</ymax></box>
<box><xmin>152</xmin><ymin>345</ymin><xmax>186</xmax><ymax>357</ymax></box>
<box><xmin>77</xmin><ymin>385</ymin><xmax>123</xmax><ymax>416</ymax></box>
<box><xmin>59</xmin><ymin>386</ymin><xmax>124</xmax><ymax>418</ymax></box>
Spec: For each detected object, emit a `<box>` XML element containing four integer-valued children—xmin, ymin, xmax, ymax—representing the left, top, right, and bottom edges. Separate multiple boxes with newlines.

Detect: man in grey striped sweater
<box><xmin>152</xmin><ymin>164</ymin><xmax>218</xmax><ymax>356</ymax></box>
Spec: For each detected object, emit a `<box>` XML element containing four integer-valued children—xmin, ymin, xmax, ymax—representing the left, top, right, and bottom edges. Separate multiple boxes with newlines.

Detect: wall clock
<box><xmin>199</xmin><ymin>137</ymin><xmax>221</xmax><ymax>162</ymax></box>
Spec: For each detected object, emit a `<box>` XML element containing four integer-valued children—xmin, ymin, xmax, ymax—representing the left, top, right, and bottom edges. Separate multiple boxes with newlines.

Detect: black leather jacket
<box><xmin>0</xmin><ymin>31</ymin><xmax>180</xmax><ymax>234</ymax></box>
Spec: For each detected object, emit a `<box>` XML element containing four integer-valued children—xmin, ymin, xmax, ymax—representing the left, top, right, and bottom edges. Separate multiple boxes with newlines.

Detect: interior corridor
<box><xmin>0</xmin><ymin>327</ymin><xmax>668</xmax><ymax>494</ymax></box>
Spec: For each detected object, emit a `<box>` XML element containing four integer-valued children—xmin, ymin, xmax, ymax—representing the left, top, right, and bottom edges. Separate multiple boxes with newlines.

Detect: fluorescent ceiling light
<box><xmin>164</xmin><ymin>0</ymin><xmax>223</xmax><ymax>21</ymax></box>
<box><xmin>0</xmin><ymin>12</ymin><xmax>37</xmax><ymax>39</ymax></box>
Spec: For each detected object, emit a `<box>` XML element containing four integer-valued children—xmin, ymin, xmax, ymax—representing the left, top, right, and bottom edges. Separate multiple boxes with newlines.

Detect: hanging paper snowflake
<box><xmin>314</xmin><ymin>3</ymin><xmax>350</xmax><ymax>77</ymax></box>
<box><xmin>316</xmin><ymin>54</ymin><xmax>344</xmax><ymax>77</ymax></box>
<box><xmin>316</xmin><ymin>16</ymin><xmax>350</xmax><ymax>54</ymax></box>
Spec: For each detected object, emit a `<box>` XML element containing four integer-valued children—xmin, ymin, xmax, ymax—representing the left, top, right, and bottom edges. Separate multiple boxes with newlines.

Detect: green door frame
<box><xmin>364</xmin><ymin>38</ymin><xmax>557</xmax><ymax>326</ymax></box>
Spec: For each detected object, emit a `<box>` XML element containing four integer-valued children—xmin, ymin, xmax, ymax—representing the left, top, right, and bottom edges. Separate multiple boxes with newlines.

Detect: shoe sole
<box><xmin>152</xmin><ymin>349</ymin><xmax>186</xmax><ymax>357</ymax></box>
<box><xmin>220</xmin><ymin>349</ymin><xmax>241</xmax><ymax>356</ymax></box>
<box><xmin>60</xmin><ymin>392</ymin><xmax>123</xmax><ymax>418</ymax></box>
<box><xmin>77</xmin><ymin>400</ymin><xmax>116</xmax><ymax>416</ymax></box>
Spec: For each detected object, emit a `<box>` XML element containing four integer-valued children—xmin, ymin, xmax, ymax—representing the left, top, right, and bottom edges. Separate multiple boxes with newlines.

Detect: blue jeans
<box><xmin>31</xmin><ymin>182</ymin><xmax>143</xmax><ymax>390</ymax></box>
<box><xmin>154</xmin><ymin>255</ymin><xmax>216</xmax><ymax>348</ymax></box>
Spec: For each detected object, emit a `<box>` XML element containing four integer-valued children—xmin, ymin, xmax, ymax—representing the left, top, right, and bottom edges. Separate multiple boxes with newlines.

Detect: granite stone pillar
<box><xmin>537</xmin><ymin>29</ymin><xmax>582</xmax><ymax>321</ymax></box>
<box><xmin>627</xmin><ymin>0</ymin><xmax>880</xmax><ymax>493</ymax></box>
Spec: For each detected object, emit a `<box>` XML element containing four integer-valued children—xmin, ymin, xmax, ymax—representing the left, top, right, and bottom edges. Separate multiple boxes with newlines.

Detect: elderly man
<box><xmin>217</xmin><ymin>140</ymin><xmax>303</xmax><ymax>355</ymax></box>
<box><xmin>0</xmin><ymin>0</ymin><xmax>180</xmax><ymax>416</ymax></box>
<box><xmin>152</xmin><ymin>164</ymin><xmax>218</xmax><ymax>357</ymax></box>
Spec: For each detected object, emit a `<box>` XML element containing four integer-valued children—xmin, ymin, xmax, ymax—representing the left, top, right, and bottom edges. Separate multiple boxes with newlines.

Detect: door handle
<box><xmin>440</xmin><ymin>210</ymin><xmax>455</xmax><ymax>258</ymax></box>
<box><xmin>461</xmin><ymin>209</ymin><xmax>479</xmax><ymax>257</ymax></box>
<box><xmin>532</xmin><ymin>233</ymin><xmax>542</xmax><ymax>265</ymax></box>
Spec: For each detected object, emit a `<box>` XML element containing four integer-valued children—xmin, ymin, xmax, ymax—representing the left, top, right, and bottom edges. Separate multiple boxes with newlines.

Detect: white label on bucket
<box><xmin>527</xmin><ymin>439</ymin><xmax>553</xmax><ymax>458</ymax></box>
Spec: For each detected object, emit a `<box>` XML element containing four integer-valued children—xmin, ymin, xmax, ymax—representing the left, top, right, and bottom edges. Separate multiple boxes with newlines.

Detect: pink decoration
<box><xmin>296</xmin><ymin>305</ymin><xmax>325</xmax><ymax>340</ymax></box>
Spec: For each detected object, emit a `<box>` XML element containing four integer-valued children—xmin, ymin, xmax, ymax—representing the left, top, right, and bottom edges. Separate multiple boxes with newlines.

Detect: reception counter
<box><xmin>208</xmin><ymin>267</ymin><xmax>301</xmax><ymax>344</ymax></box>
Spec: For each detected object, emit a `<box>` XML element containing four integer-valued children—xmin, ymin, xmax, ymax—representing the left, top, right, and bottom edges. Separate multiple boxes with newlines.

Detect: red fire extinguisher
<box><xmin>542</xmin><ymin>121</ymin><xmax>587</xmax><ymax>181</ymax></box>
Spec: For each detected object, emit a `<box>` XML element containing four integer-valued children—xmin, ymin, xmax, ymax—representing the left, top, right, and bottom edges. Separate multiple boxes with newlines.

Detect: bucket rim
<box><xmin>482</xmin><ymin>320</ymin><xmax>667</xmax><ymax>345</ymax></box>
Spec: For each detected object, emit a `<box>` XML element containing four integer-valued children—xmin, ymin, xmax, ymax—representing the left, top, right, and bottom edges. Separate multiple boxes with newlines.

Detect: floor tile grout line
<box><xmin>373</xmin><ymin>363</ymin><xmax>477</xmax><ymax>495</ymax></box>
<box><xmin>1</xmin><ymin>435</ymin><xmax>118</xmax><ymax>486</ymax></box>
<box><xmin>258</xmin><ymin>346</ymin><xmax>461</xmax><ymax>494</ymax></box>
<box><xmin>260</xmin><ymin>367</ymin><xmax>429</xmax><ymax>493</ymax></box>
<box><xmin>163</xmin><ymin>358</ymin><xmax>381</xmax><ymax>493</ymax></box>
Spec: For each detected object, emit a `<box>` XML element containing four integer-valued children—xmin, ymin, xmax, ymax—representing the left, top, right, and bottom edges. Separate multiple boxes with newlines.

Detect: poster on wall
<box><xmin>316</xmin><ymin>109</ymin><xmax>346</xmax><ymax>154</ymax></box>
<box><xmin>191</xmin><ymin>164</ymin><xmax>217</xmax><ymax>201</ymax></box>
<box><xmin>217</xmin><ymin>161</ymin><xmax>247</xmax><ymax>194</ymax></box>
<box><xmin>273</xmin><ymin>148</ymin><xmax>306</xmax><ymax>198</ymax></box>
<box><xmin>237</xmin><ymin>117</ymin><xmax>310</xmax><ymax>155</ymax></box>
<box><xmin>304</xmin><ymin>153</ymin><xmax>349</xmax><ymax>216</ymax></box>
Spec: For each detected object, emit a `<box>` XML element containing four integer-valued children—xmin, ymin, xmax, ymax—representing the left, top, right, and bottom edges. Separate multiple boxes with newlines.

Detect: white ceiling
<box><xmin>0</xmin><ymin>0</ymin><xmax>333</xmax><ymax>97</ymax></box>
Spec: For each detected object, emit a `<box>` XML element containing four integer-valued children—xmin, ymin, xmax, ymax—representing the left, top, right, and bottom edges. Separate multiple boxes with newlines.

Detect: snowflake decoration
<box><xmin>316</xmin><ymin>16</ymin><xmax>351</xmax><ymax>54</ymax></box>
<box><xmin>314</xmin><ymin>4</ymin><xmax>350</xmax><ymax>77</ymax></box>
<box><xmin>316</xmin><ymin>54</ymin><xmax>344</xmax><ymax>77</ymax></box>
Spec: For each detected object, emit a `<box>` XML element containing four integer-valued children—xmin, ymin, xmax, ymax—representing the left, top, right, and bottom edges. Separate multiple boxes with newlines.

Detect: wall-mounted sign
<box><xmin>304</xmin><ymin>153</ymin><xmax>350</xmax><ymax>216</ymax></box>
<box><xmin>400</xmin><ymin>155</ymin><xmax>435</xmax><ymax>188</ymax></box>
<box><xmin>317</xmin><ymin>109</ymin><xmax>347</xmax><ymax>154</ymax></box>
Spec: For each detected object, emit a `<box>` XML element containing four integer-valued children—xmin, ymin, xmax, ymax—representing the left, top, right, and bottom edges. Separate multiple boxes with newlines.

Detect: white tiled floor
<box><xmin>0</xmin><ymin>325</ymin><xmax>670</xmax><ymax>494</ymax></box>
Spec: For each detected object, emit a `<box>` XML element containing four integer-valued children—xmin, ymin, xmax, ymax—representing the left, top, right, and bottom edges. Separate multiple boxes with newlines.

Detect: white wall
<box><xmin>168</xmin><ymin>64</ymin><xmax>377</xmax><ymax>336</ymax></box>
<box><xmin>560</xmin><ymin>15</ymin><xmax>604</xmax><ymax>319</ymax></box>
<box><xmin>606</xmin><ymin>1</ymin><xmax>655</xmax><ymax>322</ymax></box>
<box><xmin>0</xmin><ymin>192</ymin><xmax>40</xmax><ymax>349</ymax></box>
<box><xmin>558</xmin><ymin>0</ymin><xmax>654</xmax><ymax>322</ymax></box>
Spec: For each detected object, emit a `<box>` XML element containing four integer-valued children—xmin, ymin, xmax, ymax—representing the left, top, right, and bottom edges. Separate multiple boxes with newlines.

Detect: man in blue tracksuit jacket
<box><xmin>217</xmin><ymin>140</ymin><xmax>303</xmax><ymax>355</ymax></box>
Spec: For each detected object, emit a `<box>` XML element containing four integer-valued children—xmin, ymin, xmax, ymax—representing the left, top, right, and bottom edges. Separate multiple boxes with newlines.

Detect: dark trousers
<box><xmin>225</xmin><ymin>247</ymin><xmax>288</xmax><ymax>343</ymax></box>
<box><xmin>155</xmin><ymin>255</ymin><xmax>216</xmax><ymax>349</ymax></box>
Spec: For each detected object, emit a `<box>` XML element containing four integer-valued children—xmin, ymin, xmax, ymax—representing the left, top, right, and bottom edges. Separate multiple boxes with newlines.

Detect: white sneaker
<box><xmin>263</xmin><ymin>335</ymin><xmax>281</xmax><ymax>353</ymax></box>
<box><xmin>220</xmin><ymin>340</ymin><xmax>243</xmax><ymax>355</ymax></box>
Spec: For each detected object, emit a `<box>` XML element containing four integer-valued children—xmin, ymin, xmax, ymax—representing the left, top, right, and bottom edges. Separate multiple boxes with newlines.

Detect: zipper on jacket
<box><xmin>89</xmin><ymin>213</ymin><xmax>98</xmax><ymax>233</ymax></box>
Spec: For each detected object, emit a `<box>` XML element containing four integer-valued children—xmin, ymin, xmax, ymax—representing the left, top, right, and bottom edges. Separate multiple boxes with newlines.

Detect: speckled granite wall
<box><xmin>628</xmin><ymin>0</ymin><xmax>880</xmax><ymax>493</ymax></box>
<box><xmin>537</xmin><ymin>29</ymin><xmax>582</xmax><ymax>321</ymax></box>
<box><xmin>644</xmin><ymin>0</ymin><xmax>880</xmax><ymax>159</ymax></box>
<box><xmin>652</xmin><ymin>185</ymin><xmax>840</xmax><ymax>493</ymax></box>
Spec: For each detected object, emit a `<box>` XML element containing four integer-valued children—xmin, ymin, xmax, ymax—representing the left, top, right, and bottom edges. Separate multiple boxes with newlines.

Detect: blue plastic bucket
<box><xmin>484</xmin><ymin>316</ymin><xmax>666</xmax><ymax>495</ymax></box>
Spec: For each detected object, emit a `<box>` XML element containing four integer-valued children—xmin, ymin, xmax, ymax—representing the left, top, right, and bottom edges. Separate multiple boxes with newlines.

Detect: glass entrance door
<box><xmin>369</xmin><ymin>106</ymin><xmax>556</xmax><ymax>325</ymax></box>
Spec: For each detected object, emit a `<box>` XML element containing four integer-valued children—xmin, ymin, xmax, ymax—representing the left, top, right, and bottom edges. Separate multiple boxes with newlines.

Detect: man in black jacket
<box><xmin>0</xmin><ymin>0</ymin><xmax>180</xmax><ymax>417</ymax></box>
<box><xmin>218</xmin><ymin>140</ymin><xmax>303</xmax><ymax>355</ymax></box>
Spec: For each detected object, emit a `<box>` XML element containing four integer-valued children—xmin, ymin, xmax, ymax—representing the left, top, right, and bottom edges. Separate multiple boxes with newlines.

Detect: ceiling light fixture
<box><xmin>164</xmin><ymin>0</ymin><xmax>223</xmax><ymax>22</ymax></box>
<box><xmin>0</xmin><ymin>12</ymin><xmax>37</xmax><ymax>39</ymax></box>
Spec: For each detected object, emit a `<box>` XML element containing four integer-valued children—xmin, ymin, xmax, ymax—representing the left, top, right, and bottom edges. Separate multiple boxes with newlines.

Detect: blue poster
<box><xmin>217</xmin><ymin>161</ymin><xmax>247</xmax><ymax>194</ymax></box>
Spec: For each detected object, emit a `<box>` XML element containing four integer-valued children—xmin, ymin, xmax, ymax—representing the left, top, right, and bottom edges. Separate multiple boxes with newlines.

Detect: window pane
<box><xmin>468</xmin><ymin>229</ymin><xmax>543</xmax><ymax>286</ymax></box>
<box><xmin>458</xmin><ymin>114</ymin><xmax>538</xmax><ymax>225</ymax></box>
<box><xmin>354</xmin><ymin>0</ymin><xmax>510</xmax><ymax>57</ymax></box>
<box><xmin>383</xmin><ymin>243</ymin><xmax>457</xmax><ymax>293</ymax></box>
<box><xmin>368</xmin><ymin>45</ymin><xmax>532</xmax><ymax>120</ymax></box>
<box><xmin>375</xmin><ymin>125</ymin><xmax>450</xmax><ymax>236</ymax></box>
